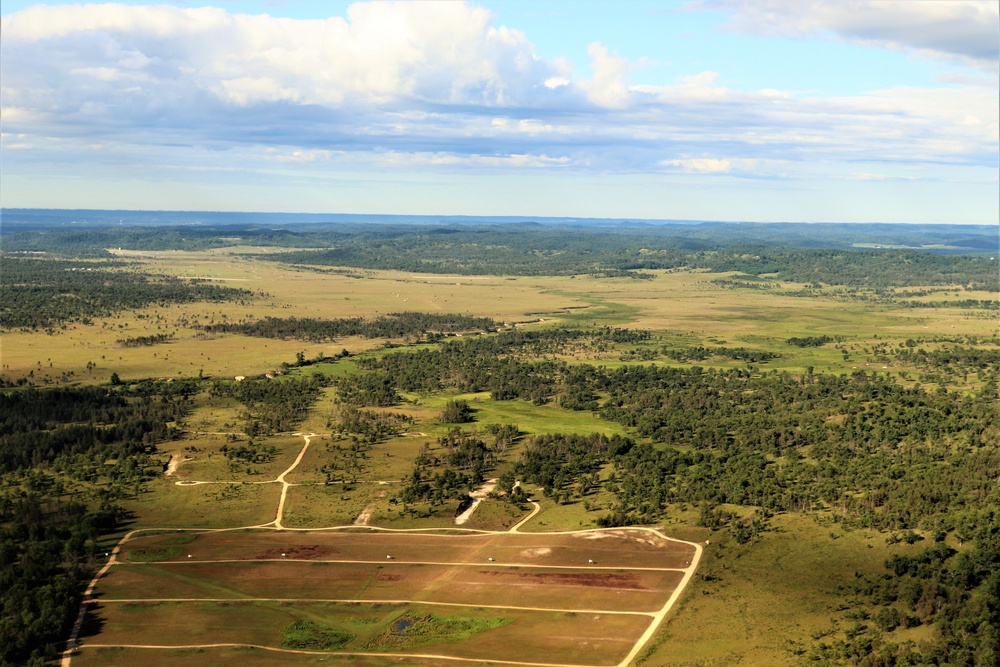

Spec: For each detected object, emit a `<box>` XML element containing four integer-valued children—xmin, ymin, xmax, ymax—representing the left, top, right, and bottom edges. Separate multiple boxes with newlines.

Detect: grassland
<box><xmin>3</xmin><ymin>249</ymin><xmax>995</xmax><ymax>388</ymax></box>
<box><xmin>637</xmin><ymin>513</ymin><xmax>935</xmax><ymax>666</ymax></box>
<box><xmin>5</xmin><ymin>246</ymin><xmax>996</xmax><ymax>666</ymax></box>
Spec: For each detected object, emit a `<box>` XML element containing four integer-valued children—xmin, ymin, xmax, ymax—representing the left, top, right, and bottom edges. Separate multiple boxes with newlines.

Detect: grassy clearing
<box><xmin>280</xmin><ymin>483</ymin><xmax>376</xmax><ymax>528</ymax></box>
<box><xmin>638</xmin><ymin>512</ymin><xmax>931</xmax><ymax>666</ymax></box>
<box><xmin>284</xmin><ymin>432</ymin><xmax>423</xmax><ymax>486</ymax></box>
<box><xmin>173</xmin><ymin>434</ymin><xmax>304</xmax><ymax>483</ymax></box>
<box><xmin>123</xmin><ymin>478</ymin><xmax>282</xmax><ymax>528</ymax></box>
<box><xmin>459</xmin><ymin>498</ymin><xmax>530</xmax><ymax>531</ymax></box>
<box><xmin>125</xmin><ymin>546</ymin><xmax>182</xmax><ymax>562</ymax></box>
<box><xmin>414</xmin><ymin>392</ymin><xmax>629</xmax><ymax>439</ymax></box>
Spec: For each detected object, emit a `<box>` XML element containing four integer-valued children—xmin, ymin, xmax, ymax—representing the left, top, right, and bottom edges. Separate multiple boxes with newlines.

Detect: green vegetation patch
<box><xmin>364</xmin><ymin>614</ymin><xmax>513</xmax><ymax>651</ymax></box>
<box><xmin>160</xmin><ymin>534</ymin><xmax>197</xmax><ymax>546</ymax></box>
<box><xmin>280</xmin><ymin>619</ymin><xmax>354</xmax><ymax>651</ymax></box>
<box><xmin>126</xmin><ymin>546</ymin><xmax>182</xmax><ymax>562</ymax></box>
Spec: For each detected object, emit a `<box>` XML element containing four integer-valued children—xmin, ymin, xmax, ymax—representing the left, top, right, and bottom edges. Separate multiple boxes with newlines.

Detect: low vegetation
<box><xmin>280</xmin><ymin>620</ymin><xmax>354</xmax><ymax>651</ymax></box>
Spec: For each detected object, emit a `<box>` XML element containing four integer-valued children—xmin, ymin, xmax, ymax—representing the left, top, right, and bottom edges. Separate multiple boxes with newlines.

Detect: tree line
<box><xmin>201</xmin><ymin>312</ymin><xmax>498</xmax><ymax>342</ymax></box>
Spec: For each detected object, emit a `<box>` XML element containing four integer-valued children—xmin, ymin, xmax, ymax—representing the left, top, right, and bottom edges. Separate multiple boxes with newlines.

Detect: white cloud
<box><xmin>0</xmin><ymin>0</ymin><xmax>995</xmax><ymax>190</ymax></box>
<box><xmin>2</xmin><ymin>1</ymin><xmax>560</xmax><ymax>109</ymax></box>
<box><xmin>662</xmin><ymin>158</ymin><xmax>757</xmax><ymax>173</ymax></box>
<box><xmin>584</xmin><ymin>42</ymin><xmax>633</xmax><ymax>108</ymax></box>
<box><xmin>699</xmin><ymin>0</ymin><xmax>1000</xmax><ymax>72</ymax></box>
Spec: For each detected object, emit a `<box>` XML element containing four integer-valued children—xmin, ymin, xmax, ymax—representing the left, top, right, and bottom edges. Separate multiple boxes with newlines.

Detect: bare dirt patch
<box><xmin>479</xmin><ymin>570</ymin><xmax>648</xmax><ymax>590</ymax></box>
<box><xmin>519</xmin><ymin>547</ymin><xmax>552</xmax><ymax>558</ymax></box>
<box><xmin>255</xmin><ymin>544</ymin><xmax>338</xmax><ymax>560</ymax></box>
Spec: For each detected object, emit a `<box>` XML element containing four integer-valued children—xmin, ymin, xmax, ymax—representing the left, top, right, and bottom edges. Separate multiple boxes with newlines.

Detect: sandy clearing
<box><xmin>454</xmin><ymin>478</ymin><xmax>497</xmax><ymax>525</ymax></box>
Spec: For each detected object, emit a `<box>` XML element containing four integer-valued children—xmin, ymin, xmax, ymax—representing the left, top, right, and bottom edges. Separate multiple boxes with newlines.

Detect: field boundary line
<box><xmin>75</xmin><ymin>643</ymin><xmax>623</xmax><ymax>667</ymax></box>
<box><xmin>125</xmin><ymin>557</ymin><xmax>689</xmax><ymax>572</ymax></box>
<box><xmin>616</xmin><ymin>529</ymin><xmax>704</xmax><ymax>667</ymax></box>
<box><xmin>95</xmin><ymin>597</ymin><xmax>658</xmax><ymax>617</ymax></box>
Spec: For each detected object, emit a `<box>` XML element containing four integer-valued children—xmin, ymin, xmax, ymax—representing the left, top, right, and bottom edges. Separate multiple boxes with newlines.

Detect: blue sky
<box><xmin>1</xmin><ymin>0</ymin><xmax>997</xmax><ymax>223</ymax></box>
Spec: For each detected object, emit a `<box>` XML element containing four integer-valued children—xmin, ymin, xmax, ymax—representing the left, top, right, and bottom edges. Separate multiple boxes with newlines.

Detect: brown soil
<box><xmin>377</xmin><ymin>572</ymin><xmax>403</xmax><ymax>581</ymax></box>
<box><xmin>478</xmin><ymin>570</ymin><xmax>648</xmax><ymax>590</ymax></box>
<box><xmin>254</xmin><ymin>544</ymin><xmax>338</xmax><ymax>560</ymax></box>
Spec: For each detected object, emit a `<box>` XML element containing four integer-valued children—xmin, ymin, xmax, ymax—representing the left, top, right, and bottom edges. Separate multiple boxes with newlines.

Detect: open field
<box><xmin>637</xmin><ymin>513</ymin><xmax>935</xmax><ymax>666</ymax></box>
<box><xmin>124</xmin><ymin>479</ymin><xmax>283</xmax><ymax>529</ymax></box>
<box><xmin>118</xmin><ymin>528</ymin><xmax>696</xmax><ymax>569</ymax></box>
<box><xmin>80</xmin><ymin>600</ymin><xmax>651</xmax><ymax>666</ymax></box>
<box><xmin>3</xmin><ymin>250</ymin><xmax>996</xmax><ymax>388</ymax></box>
<box><xmin>71</xmin><ymin>644</ymin><xmax>460</xmax><ymax>667</ymax></box>
<box><xmin>75</xmin><ymin>527</ymin><xmax>699</xmax><ymax>666</ymax></box>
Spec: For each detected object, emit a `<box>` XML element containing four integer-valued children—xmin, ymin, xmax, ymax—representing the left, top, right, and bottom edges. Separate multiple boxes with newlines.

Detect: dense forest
<box><xmin>0</xmin><ymin>257</ymin><xmax>256</xmax><ymax>330</ymax></box>
<box><xmin>355</xmin><ymin>330</ymin><xmax>999</xmax><ymax>529</ymax></box>
<box><xmin>0</xmin><ymin>380</ymin><xmax>194</xmax><ymax>666</ymax></box>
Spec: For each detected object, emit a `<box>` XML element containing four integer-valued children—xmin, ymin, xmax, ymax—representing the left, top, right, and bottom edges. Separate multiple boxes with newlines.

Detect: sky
<box><xmin>1</xmin><ymin>0</ymin><xmax>998</xmax><ymax>223</ymax></box>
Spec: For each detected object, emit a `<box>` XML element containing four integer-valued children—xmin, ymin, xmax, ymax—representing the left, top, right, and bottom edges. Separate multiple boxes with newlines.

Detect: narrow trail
<box><xmin>60</xmin><ymin>528</ymin><xmax>136</xmax><ymax>667</ymax></box>
<box><xmin>617</xmin><ymin>538</ymin><xmax>704</xmax><ymax>667</ymax></box>
<box><xmin>509</xmin><ymin>500</ymin><xmax>542</xmax><ymax>533</ymax></box>
<box><xmin>64</xmin><ymin>429</ymin><xmax>704</xmax><ymax>667</ymax></box>
<box><xmin>272</xmin><ymin>432</ymin><xmax>314</xmax><ymax>530</ymax></box>
<box><xmin>129</xmin><ymin>556</ymin><xmax>688</xmax><ymax>573</ymax></box>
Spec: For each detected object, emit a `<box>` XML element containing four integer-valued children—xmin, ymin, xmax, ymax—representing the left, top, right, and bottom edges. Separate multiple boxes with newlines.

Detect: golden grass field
<box><xmin>3</xmin><ymin>248</ymin><xmax>995</xmax><ymax>387</ymax></box>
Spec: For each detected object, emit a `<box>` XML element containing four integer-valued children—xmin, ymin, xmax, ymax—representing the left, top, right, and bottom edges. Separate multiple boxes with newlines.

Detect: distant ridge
<box><xmin>2</xmin><ymin>207</ymin><xmax>996</xmax><ymax>230</ymax></box>
<box><xmin>0</xmin><ymin>207</ymin><xmax>719</xmax><ymax>230</ymax></box>
<box><xmin>1</xmin><ymin>208</ymin><xmax>996</xmax><ymax>255</ymax></box>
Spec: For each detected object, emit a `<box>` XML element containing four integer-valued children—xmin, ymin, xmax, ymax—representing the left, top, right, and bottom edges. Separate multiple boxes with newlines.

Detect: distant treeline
<box><xmin>0</xmin><ymin>257</ymin><xmax>256</xmax><ymax>329</ymax></box>
<box><xmin>4</xmin><ymin>224</ymin><xmax>997</xmax><ymax>289</ymax></box>
<box><xmin>200</xmin><ymin>312</ymin><xmax>499</xmax><ymax>342</ymax></box>
<box><xmin>260</xmin><ymin>242</ymin><xmax>998</xmax><ymax>289</ymax></box>
<box><xmin>664</xmin><ymin>346</ymin><xmax>780</xmax><ymax>363</ymax></box>
<box><xmin>116</xmin><ymin>333</ymin><xmax>173</xmax><ymax>347</ymax></box>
